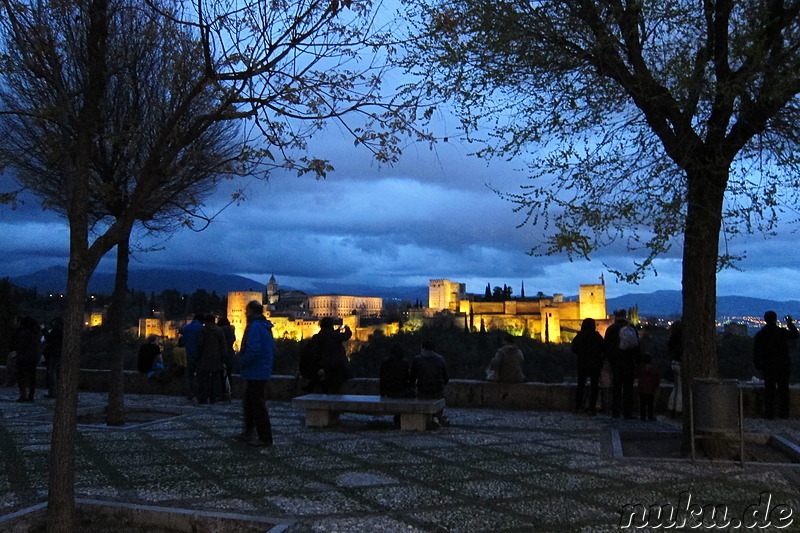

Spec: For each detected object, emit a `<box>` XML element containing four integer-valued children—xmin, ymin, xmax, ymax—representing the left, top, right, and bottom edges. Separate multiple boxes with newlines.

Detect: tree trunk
<box><xmin>46</xmin><ymin>262</ymin><xmax>90</xmax><ymax>532</ymax></box>
<box><xmin>47</xmin><ymin>3</ymin><xmax>109</xmax><ymax>529</ymax></box>
<box><xmin>106</xmin><ymin>235</ymin><xmax>129</xmax><ymax>426</ymax></box>
<box><xmin>680</xmin><ymin>163</ymin><xmax>728</xmax><ymax>452</ymax></box>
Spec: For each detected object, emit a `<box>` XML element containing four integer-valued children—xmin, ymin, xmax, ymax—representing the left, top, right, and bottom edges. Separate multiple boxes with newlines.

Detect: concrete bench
<box><xmin>292</xmin><ymin>394</ymin><xmax>445</xmax><ymax>431</ymax></box>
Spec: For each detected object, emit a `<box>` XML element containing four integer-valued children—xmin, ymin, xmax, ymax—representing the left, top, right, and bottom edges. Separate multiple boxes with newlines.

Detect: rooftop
<box><xmin>1</xmin><ymin>390</ymin><xmax>798</xmax><ymax>532</ymax></box>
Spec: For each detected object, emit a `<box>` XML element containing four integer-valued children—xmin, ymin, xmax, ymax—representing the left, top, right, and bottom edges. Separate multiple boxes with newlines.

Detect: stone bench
<box><xmin>292</xmin><ymin>394</ymin><xmax>445</xmax><ymax>431</ymax></box>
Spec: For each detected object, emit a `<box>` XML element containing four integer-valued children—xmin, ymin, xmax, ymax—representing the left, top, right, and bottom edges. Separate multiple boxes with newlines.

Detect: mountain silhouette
<box><xmin>9</xmin><ymin>267</ymin><xmax>799</xmax><ymax>318</ymax></box>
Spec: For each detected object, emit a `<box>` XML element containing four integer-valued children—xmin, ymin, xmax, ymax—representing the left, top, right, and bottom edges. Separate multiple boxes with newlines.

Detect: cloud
<box><xmin>1</xmin><ymin>131</ymin><xmax>799</xmax><ymax>304</ymax></box>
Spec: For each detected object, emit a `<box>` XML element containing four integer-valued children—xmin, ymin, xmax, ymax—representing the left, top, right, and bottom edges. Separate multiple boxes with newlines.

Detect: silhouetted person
<box><xmin>572</xmin><ymin>318</ymin><xmax>605</xmax><ymax>415</ymax></box>
<box><xmin>217</xmin><ymin>316</ymin><xmax>236</xmax><ymax>401</ymax></box>
<box><xmin>42</xmin><ymin>317</ymin><xmax>63</xmax><ymax>399</ymax></box>
<box><xmin>305</xmin><ymin>317</ymin><xmax>352</xmax><ymax>394</ymax></box>
<box><xmin>181</xmin><ymin>313</ymin><xmax>204</xmax><ymax>402</ymax></box>
<box><xmin>236</xmin><ymin>300</ymin><xmax>275</xmax><ymax>446</ymax></box>
<box><xmin>411</xmin><ymin>341</ymin><xmax>449</xmax><ymax>427</ymax></box>
<box><xmin>14</xmin><ymin>316</ymin><xmax>41</xmax><ymax>402</ymax></box>
<box><xmin>487</xmin><ymin>334</ymin><xmax>525</xmax><ymax>384</ymax></box>
<box><xmin>604</xmin><ymin>309</ymin><xmax>640</xmax><ymax>419</ymax></box>
<box><xmin>753</xmin><ymin>311</ymin><xmax>798</xmax><ymax>419</ymax></box>
<box><xmin>380</xmin><ymin>344</ymin><xmax>414</xmax><ymax>426</ymax></box>
<box><xmin>636</xmin><ymin>353</ymin><xmax>660</xmax><ymax>421</ymax></box>
<box><xmin>197</xmin><ymin>315</ymin><xmax>227</xmax><ymax>404</ymax></box>
<box><xmin>666</xmin><ymin>320</ymin><xmax>683</xmax><ymax>418</ymax></box>
<box><xmin>137</xmin><ymin>334</ymin><xmax>162</xmax><ymax>375</ymax></box>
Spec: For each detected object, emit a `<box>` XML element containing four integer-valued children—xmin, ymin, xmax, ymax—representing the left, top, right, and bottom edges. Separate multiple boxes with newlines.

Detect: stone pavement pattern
<box><xmin>0</xmin><ymin>389</ymin><xmax>798</xmax><ymax>532</ymax></box>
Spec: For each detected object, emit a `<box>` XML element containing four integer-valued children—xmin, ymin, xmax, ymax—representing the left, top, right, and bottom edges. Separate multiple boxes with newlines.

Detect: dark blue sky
<box><xmin>0</xmin><ymin>124</ymin><xmax>796</xmax><ymax>301</ymax></box>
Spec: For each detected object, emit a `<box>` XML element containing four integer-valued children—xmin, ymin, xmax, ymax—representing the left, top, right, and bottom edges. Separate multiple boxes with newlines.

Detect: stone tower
<box><xmin>266</xmin><ymin>274</ymin><xmax>279</xmax><ymax>307</ymax></box>
<box><xmin>579</xmin><ymin>284</ymin><xmax>607</xmax><ymax>320</ymax></box>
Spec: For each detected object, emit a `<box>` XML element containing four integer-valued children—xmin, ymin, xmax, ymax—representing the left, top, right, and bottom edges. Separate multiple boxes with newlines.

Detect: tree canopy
<box><xmin>404</xmin><ymin>0</ymin><xmax>800</xmax><ymax>442</ymax></box>
<box><xmin>405</xmin><ymin>0</ymin><xmax>800</xmax><ymax>277</ymax></box>
<box><xmin>0</xmin><ymin>0</ymin><xmax>425</xmax><ymax>529</ymax></box>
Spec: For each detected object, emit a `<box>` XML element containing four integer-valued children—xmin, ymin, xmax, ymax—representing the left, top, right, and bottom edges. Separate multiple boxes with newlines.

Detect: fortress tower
<box><xmin>428</xmin><ymin>279</ymin><xmax>466</xmax><ymax>311</ymax></box>
<box><xmin>579</xmin><ymin>284</ymin><xmax>607</xmax><ymax>320</ymax></box>
<box><xmin>227</xmin><ymin>291</ymin><xmax>263</xmax><ymax>351</ymax></box>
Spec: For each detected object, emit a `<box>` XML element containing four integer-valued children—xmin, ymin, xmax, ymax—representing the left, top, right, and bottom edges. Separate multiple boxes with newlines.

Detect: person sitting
<box><xmin>380</xmin><ymin>344</ymin><xmax>414</xmax><ymax>398</ymax></box>
<box><xmin>486</xmin><ymin>334</ymin><xmax>525</xmax><ymax>383</ymax></box>
<box><xmin>380</xmin><ymin>344</ymin><xmax>414</xmax><ymax>426</ymax></box>
<box><xmin>411</xmin><ymin>341</ymin><xmax>449</xmax><ymax>428</ymax></box>
<box><xmin>137</xmin><ymin>334</ymin><xmax>162</xmax><ymax>376</ymax></box>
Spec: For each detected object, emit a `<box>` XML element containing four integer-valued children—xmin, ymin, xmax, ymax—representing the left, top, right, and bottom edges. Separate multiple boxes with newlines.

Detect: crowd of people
<box><xmin>3</xmin><ymin>316</ymin><xmax>62</xmax><ymax>403</ymax></box>
<box><xmin>3</xmin><ymin>303</ymin><xmax>798</xmax><ymax>437</ymax></box>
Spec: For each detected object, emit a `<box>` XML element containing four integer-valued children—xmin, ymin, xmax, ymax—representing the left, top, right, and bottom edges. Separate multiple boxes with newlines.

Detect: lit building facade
<box><xmin>428</xmin><ymin>279</ymin><xmax>467</xmax><ymax>311</ymax></box>
<box><xmin>442</xmin><ymin>279</ymin><xmax>610</xmax><ymax>342</ymax></box>
<box><xmin>227</xmin><ymin>291</ymin><xmax>263</xmax><ymax>351</ymax></box>
<box><xmin>307</xmin><ymin>295</ymin><xmax>383</xmax><ymax>318</ymax></box>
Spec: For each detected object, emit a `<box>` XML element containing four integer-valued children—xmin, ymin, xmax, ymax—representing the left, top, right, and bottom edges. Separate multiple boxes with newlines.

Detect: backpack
<box><xmin>618</xmin><ymin>324</ymin><xmax>639</xmax><ymax>351</ymax></box>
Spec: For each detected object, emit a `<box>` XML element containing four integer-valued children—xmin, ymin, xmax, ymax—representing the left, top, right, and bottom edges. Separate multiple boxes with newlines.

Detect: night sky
<box><xmin>1</xmin><ymin>116</ymin><xmax>797</xmax><ymax>303</ymax></box>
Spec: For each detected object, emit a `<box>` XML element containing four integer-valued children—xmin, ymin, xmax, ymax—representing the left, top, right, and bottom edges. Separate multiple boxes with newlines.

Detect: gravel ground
<box><xmin>1</xmin><ymin>388</ymin><xmax>798</xmax><ymax>532</ymax></box>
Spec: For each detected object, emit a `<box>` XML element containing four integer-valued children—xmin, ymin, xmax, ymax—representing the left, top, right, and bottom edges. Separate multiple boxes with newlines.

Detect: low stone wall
<box><xmin>1</xmin><ymin>366</ymin><xmax>798</xmax><ymax>417</ymax></box>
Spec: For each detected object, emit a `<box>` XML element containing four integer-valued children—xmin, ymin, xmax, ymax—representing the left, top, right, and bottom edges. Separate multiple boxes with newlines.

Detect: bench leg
<box><xmin>400</xmin><ymin>413</ymin><xmax>428</xmax><ymax>431</ymax></box>
<box><xmin>306</xmin><ymin>409</ymin><xmax>339</xmax><ymax>427</ymax></box>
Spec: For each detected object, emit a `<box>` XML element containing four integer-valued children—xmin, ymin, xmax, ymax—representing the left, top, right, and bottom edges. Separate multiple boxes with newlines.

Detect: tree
<box><xmin>158</xmin><ymin>289</ymin><xmax>185</xmax><ymax>320</ymax></box>
<box><xmin>0</xmin><ymin>0</ymin><xmax>421</xmax><ymax>530</ymax></box>
<box><xmin>407</xmin><ymin>0</ymin><xmax>800</xmax><ymax>442</ymax></box>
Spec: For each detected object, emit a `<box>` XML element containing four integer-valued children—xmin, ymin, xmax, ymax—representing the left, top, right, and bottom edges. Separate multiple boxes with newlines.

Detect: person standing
<box><xmin>411</xmin><ymin>341</ymin><xmax>449</xmax><ymax>427</ymax></box>
<box><xmin>487</xmin><ymin>334</ymin><xmax>525</xmax><ymax>384</ymax></box>
<box><xmin>197</xmin><ymin>315</ymin><xmax>227</xmax><ymax>405</ymax></box>
<box><xmin>14</xmin><ymin>316</ymin><xmax>41</xmax><ymax>402</ymax></box>
<box><xmin>636</xmin><ymin>353</ymin><xmax>660</xmax><ymax>421</ymax></box>
<box><xmin>666</xmin><ymin>320</ymin><xmax>683</xmax><ymax>418</ymax></box>
<box><xmin>42</xmin><ymin>317</ymin><xmax>63</xmax><ymax>399</ymax></box>
<box><xmin>217</xmin><ymin>316</ymin><xmax>236</xmax><ymax>402</ymax></box>
<box><xmin>604</xmin><ymin>309</ymin><xmax>640</xmax><ymax>419</ymax></box>
<box><xmin>181</xmin><ymin>313</ymin><xmax>204</xmax><ymax>403</ymax></box>
<box><xmin>572</xmin><ymin>318</ymin><xmax>605</xmax><ymax>415</ymax></box>
<box><xmin>236</xmin><ymin>300</ymin><xmax>275</xmax><ymax>446</ymax></box>
<box><xmin>753</xmin><ymin>311</ymin><xmax>798</xmax><ymax>419</ymax></box>
<box><xmin>306</xmin><ymin>317</ymin><xmax>352</xmax><ymax>394</ymax></box>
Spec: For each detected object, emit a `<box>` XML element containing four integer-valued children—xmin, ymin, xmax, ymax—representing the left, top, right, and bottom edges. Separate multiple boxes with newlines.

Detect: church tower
<box><xmin>266</xmin><ymin>275</ymin><xmax>279</xmax><ymax>307</ymax></box>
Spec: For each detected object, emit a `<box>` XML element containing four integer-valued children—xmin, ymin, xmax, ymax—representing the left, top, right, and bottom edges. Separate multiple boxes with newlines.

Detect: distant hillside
<box><xmin>9</xmin><ymin>266</ymin><xmax>429</xmax><ymax>301</ymax></box>
<box><xmin>11</xmin><ymin>266</ymin><xmax>266</xmax><ymax>295</ymax></box>
<box><xmin>11</xmin><ymin>268</ymin><xmax>799</xmax><ymax>317</ymax></box>
<box><xmin>608</xmin><ymin>290</ymin><xmax>800</xmax><ymax>319</ymax></box>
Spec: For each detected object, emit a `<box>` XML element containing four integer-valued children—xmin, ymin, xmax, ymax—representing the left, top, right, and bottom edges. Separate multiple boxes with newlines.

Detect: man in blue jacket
<box><xmin>181</xmin><ymin>313</ymin><xmax>204</xmax><ymax>402</ymax></box>
<box><xmin>236</xmin><ymin>300</ymin><xmax>275</xmax><ymax>446</ymax></box>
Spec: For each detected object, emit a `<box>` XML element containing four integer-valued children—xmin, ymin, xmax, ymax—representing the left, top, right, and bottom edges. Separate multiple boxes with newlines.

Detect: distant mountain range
<box><xmin>607</xmin><ymin>290</ymin><xmax>800</xmax><ymax>320</ymax></box>
<box><xmin>6</xmin><ymin>266</ymin><xmax>429</xmax><ymax>303</ymax></box>
<box><xmin>7</xmin><ymin>267</ymin><xmax>799</xmax><ymax>318</ymax></box>
<box><xmin>9</xmin><ymin>266</ymin><xmax>266</xmax><ymax>296</ymax></box>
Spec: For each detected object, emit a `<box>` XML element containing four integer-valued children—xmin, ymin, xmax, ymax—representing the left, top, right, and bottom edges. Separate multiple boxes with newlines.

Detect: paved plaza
<box><xmin>1</xmin><ymin>388</ymin><xmax>799</xmax><ymax>532</ymax></box>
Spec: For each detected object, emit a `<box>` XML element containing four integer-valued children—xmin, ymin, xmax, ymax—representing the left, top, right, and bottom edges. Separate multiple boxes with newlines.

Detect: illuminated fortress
<box><xmin>222</xmin><ymin>276</ymin><xmax>610</xmax><ymax>345</ymax></box>
<box><xmin>427</xmin><ymin>279</ymin><xmax>610</xmax><ymax>341</ymax></box>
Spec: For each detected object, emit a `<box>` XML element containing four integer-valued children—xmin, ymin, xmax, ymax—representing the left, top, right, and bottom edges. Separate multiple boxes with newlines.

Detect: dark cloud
<box><xmin>1</xmin><ymin>136</ymin><xmax>799</xmax><ymax>302</ymax></box>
